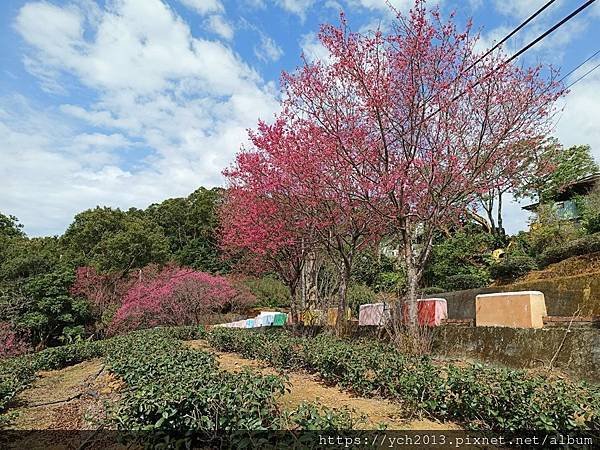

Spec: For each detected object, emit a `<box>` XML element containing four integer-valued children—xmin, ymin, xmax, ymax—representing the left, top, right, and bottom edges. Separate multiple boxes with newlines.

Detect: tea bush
<box><xmin>208</xmin><ymin>328</ymin><xmax>600</xmax><ymax>431</ymax></box>
<box><xmin>105</xmin><ymin>330</ymin><xmax>287</xmax><ymax>431</ymax></box>
<box><xmin>0</xmin><ymin>325</ymin><xmax>206</xmax><ymax>425</ymax></box>
<box><xmin>0</xmin><ymin>338</ymin><xmax>107</xmax><ymax>417</ymax></box>
<box><xmin>103</xmin><ymin>327</ymin><xmax>364</xmax><ymax>445</ymax></box>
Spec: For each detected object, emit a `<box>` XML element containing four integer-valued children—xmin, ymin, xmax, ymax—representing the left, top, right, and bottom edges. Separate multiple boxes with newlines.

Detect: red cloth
<box><xmin>402</xmin><ymin>298</ymin><xmax>447</xmax><ymax>326</ymax></box>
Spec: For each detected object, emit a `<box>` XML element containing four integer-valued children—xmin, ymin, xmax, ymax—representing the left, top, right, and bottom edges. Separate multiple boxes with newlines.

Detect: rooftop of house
<box><xmin>522</xmin><ymin>172</ymin><xmax>600</xmax><ymax>212</ymax></box>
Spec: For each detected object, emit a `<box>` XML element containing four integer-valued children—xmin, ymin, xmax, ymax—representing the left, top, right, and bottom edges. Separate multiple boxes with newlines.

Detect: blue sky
<box><xmin>1</xmin><ymin>0</ymin><xmax>599</xmax><ymax>236</ymax></box>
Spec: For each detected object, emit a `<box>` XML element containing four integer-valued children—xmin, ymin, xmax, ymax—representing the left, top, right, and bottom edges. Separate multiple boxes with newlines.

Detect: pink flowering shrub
<box><xmin>109</xmin><ymin>267</ymin><xmax>255</xmax><ymax>334</ymax></box>
<box><xmin>0</xmin><ymin>322</ymin><xmax>30</xmax><ymax>359</ymax></box>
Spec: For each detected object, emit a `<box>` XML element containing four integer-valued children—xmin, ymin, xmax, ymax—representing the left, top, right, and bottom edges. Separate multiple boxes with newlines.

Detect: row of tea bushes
<box><xmin>2</xmin><ymin>325</ymin><xmax>363</xmax><ymax>436</ymax></box>
<box><xmin>104</xmin><ymin>328</ymin><xmax>365</xmax><ymax>435</ymax></box>
<box><xmin>0</xmin><ymin>325</ymin><xmax>207</xmax><ymax>425</ymax></box>
<box><xmin>207</xmin><ymin>328</ymin><xmax>600</xmax><ymax>431</ymax></box>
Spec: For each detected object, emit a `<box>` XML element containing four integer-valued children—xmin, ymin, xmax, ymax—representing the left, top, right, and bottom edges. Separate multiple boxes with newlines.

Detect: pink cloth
<box><xmin>359</xmin><ymin>303</ymin><xmax>389</xmax><ymax>326</ymax></box>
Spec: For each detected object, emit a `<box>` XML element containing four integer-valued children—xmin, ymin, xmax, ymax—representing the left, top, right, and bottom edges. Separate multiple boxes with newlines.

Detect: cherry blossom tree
<box><xmin>0</xmin><ymin>321</ymin><xmax>30</xmax><ymax>358</ymax></box>
<box><xmin>109</xmin><ymin>266</ymin><xmax>253</xmax><ymax>334</ymax></box>
<box><xmin>222</xmin><ymin>1</ymin><xmax>563</xmax><ymax>339</ymax></box>
<box><xmin>221</xmin><ymin>156</ymin><xmax>307</xmax><ymax>322</ymax></box>
<box><xmin>222</xmin><ymin>117</ymin><xmax>382</xmax><ymax>329</ymax></box>
<box><xmin>278</xmin><ymin>1</ymin><xmax>563</xmax><ymax>330</ymax></box>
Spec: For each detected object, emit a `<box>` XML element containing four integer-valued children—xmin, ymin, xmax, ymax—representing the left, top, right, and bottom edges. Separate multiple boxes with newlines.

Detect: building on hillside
<box><xmin>522</xmin><ymin>172</ymin><xmax>600</xmax><ymax>221</ymax></box>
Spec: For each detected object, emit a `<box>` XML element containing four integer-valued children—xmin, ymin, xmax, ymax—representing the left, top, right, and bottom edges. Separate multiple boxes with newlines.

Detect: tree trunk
<box><xmin>289</xmin><ymin>283</ymin><xmax>299</xmax><ymax>325</ymax></box>
<box><xmin>336</xmin><ymin>263</ymin><xmax>350</xmax><ymax>335</ymax></box>
<box><xmin>496</xmin><ymin>191</ymin><xmax>507</xmax><ymax>243</ymax></box>
<box><xmin>400</xmin><ymin>226</ymin><xmax>419</xmax><ymax>330</ymax></box>
<box><xmin>303</xmin><ymin>251</ymin><xmax>318</xmax><ymax>310</ymax></box>
<box><xmin>404</xmin><ymin>257</ymin><xmax>419</xmax><ymax>330</ymax></box>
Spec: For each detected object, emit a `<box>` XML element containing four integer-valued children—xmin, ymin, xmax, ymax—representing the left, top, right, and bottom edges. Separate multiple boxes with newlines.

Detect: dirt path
<box><xmin>7</xmin><ymin>359</ymin><xmax>122</xmax><ymax>431</ymax></box>
<box><xmin>186</xmin><ymin>340</ymin><xmax>459</xmax><ymax>430</ymax></box>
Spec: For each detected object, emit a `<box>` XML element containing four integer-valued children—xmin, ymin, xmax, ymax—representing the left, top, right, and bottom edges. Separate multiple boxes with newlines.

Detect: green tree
<box><xmin>147</xmin><ymin>187</ymin><xmax>226</xmax><ymax>272</ymax></box>
<box><xmin>518</xmin><ymin>144</ymin><xmax>599</xmax><ymax>203</ymax></box>
<box><xmin>17</xmin><ymin>270</ymin><xmax>90</xmax><ymax>347</ymax></box>
<box><xmin>61</xmin><ymin>207</ymin><xmax>170</xmax><ymax>273</ymax></box>
<box><xmin>0</xmin><ymin>236</ymin><xmax>62</xmax><ymax>281</ymax></box>
<box><xmin>91</xmin><ymin>215</ymin><xmax>170</xmax><ymax>272</ymax></box>
<box><xmin>424</xmin><ymin>226</ymin><xmax>495</xmax><ymax>291</ymax></box>
<box><xmin>351</xmin><ymin>248</ymin><xmax>403</xmax><ymax>292</ymax></box>
<box><xmin>0</xmin><ymin>212</ymin><xmax>25</xmax><ymax>239</ymax></box>
<box><xmin>61</xmin><ymin>207</ymin><xmax>127</xmax><ymax>266</ymax></box>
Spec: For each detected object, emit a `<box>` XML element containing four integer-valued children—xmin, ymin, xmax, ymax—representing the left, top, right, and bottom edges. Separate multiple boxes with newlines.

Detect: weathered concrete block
<box><xmin>302</xmin><ymin>309</ymin><xmax>324</xmax><ymax>326</ymax></box>
<box><xmin>273</xmin><ymin>312</ymin><xmax>287</xmax><ymax>326</ymax></box>
<box><xmin>475</xmin><ymin>291</ymin><xmax>547</xmax><ymax>328</ymax></box>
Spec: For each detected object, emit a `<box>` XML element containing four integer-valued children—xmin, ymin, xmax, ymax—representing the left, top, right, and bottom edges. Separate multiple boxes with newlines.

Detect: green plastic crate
<box><xmin>273</xmin><ymin>312</ymin><xmax>287</xmax><ymax>326</ymax></box>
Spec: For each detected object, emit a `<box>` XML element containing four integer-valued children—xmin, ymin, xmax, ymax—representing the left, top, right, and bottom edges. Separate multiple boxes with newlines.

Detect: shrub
<box><xmin>2</xmin><ymin>325</ymin><xmax>357</xmax><ymax>436</ymax></box>
<box><xmin>0</xmin><ymin>325</ymin><xmax>206</xmax><ymax>424</ymax></box>
<box><xmin>424</xmin><ymin>227</ymin><xmax>494</xmax><ymax>290</ymax></box>
<box><xmin>17</xmin><ymin>269</ymin><xmax>91</xmax><ymax>347</ymax></box>
<box><xmin>208</xmin><ymin>329</ymin><xmax>600</xmax><ymax>431</ymax></box>
<box><xmin>538</xmin><ymin>232</ymin><xmax>600</xmax><ymax>267</ymax></box>
<box><xmin>280</xmin><ymin>402</ymin><xmax>366</xmax><ymax>430</ymax></box>
<box><xmin>104</xmin><ymin>328</ymin><xmax>361</xmax><ymax>446</ymax></box>
<box><xmin>528</xmin><ymin>204</ymin><xmax>582</xmax><ymax>256</ymax></box>
<box><xmin>443</xmin><ymin>272</ymin><xmax>489</xmax><ymax>291</ymax></box>
<box><xmin>105</xmin><ymin>331</ymin><xmax>286</xmax><ymax>432</ymax></box>
<box><xmin>579</xmin><ymin>183</ymin><xmax>600</xmax><ymax>234</ymax></box>
<box><xmin>70</xmin><ymin>266</ymin><xmax>136</xmax><ymax>329</ymax></box>
<box><xmin>240</xmin><ymin>275</ymin><xmax>290</xmax><ymax>307</ymax></box>
<box><xmin>0</xmin><ymin>322</ymin><xmax>30</xmax><ymax>359</ymax></box>
<box><xmin>489</xmin><ymin>255</ymin><xmax>537</xmax><ymax>281</ymax></box>
<box><xmin>0</xmin><ymin>338</ymin><xmax>107</xmax><ymax>418</ymax></box>
<box><xmin>347</xmin><ymin>283</ymin><xmax>377</xmax><ymax>314</ymax></box>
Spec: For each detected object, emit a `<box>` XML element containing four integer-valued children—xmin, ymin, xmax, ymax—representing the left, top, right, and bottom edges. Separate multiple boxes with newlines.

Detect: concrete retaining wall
<box><xmin>432</xmin><ymin>326</ymin><xmax>600</xmax><ymax>382</ymax></box>
<box><xmin>426</xmin><ymin>272</ymin><xmax>600</xmax><ymax>319</ymax></box>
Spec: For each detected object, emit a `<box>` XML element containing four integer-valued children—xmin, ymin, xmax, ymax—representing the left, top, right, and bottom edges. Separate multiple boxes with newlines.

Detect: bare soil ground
<box><xmin>186</xmin><ymin>340</ymin><xmax>460</xmax><ymax>430</ymax></box>
<box><xmin>7</xmin><ymin>359</ymin><xmax>122</xmax><ymax>431</ymax></box>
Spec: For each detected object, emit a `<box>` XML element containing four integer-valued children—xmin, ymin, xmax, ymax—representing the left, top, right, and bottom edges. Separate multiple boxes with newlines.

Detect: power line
<box><xmin>560</xmin><ymin>48</ymin><xmax>600</xmax><ymax>82</ymax></box>
<box><xmin>466</xmin><ymin>0</ymin><xmax>557</xmax><ymax>75</ymax></box>
<box><xmin>420</xmin><ymin>0</ymin><xmax>598</xmax><ymax>126</ymax></box>
<box><xmin>565</xmin><ymin>60</ymin><xmax>600</xmax><ymax>89</ymax></box>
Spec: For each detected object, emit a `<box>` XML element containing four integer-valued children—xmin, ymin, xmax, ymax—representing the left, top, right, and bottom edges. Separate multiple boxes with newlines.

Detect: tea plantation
<box><xmin>1</xmin><ymin>325</ymin><xmax>599</xmax><ymax>442</ymax></box>
<box><xmin>209</xmin><ymin>328</ymin><xmax>600</xmax><ymax>431</ymax></box>
<box><xmin>0</xmin><ymin>326</ymin><xmax>361</xmax><ymax>439</ymax></box>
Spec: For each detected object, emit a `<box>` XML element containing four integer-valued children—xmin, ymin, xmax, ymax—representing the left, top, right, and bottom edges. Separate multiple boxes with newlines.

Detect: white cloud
<box><xmin>300</xmin><ymin>32</ymin><xmax>330</xmax><ymax>63</ymax></box>
<box><xmin>206</xmin><ymin>14</ymin><xmax>234</xmax><ymax>40</ymax></box>
<box><xmin>492</xmin><ymin>0</ymin><xmax>539</xmax><ymax>20</ymax></box>
<box><xmin>5</xmin><ymin>0</ymin><xmax>279</xmax><ymax>236</ymax></box>
<box><xmin>178</xmin><ymin>0</ymin><xmax>224</xmax><ymax>15</ymax></box>
<box><xmin>254</xmin><ymin>33</ymin><xmax>283</xmax><ymax>62</ymax></box>
<box><xmin>347</xmin><ymin>0</ymin><xmax>409</xmax><ymax>11</ymax></box>
<box><xmin>555</xmin><ymin>63</ymin><xmax>600</xmax><ymax>163</ymax></box>
<box><xmin>345</xmin><ymin>0</ymin><xmax>442</xmax><ymax>14</ymax></box>
<box><xmin>275</xmin><ymin>0</ymin><xmax>315</xmax><ymax>21</ymax></box>
<box><xmin>473</xmin><ymin>25</ymin><xmax>512</xmax><ymax>53</ymax></box>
